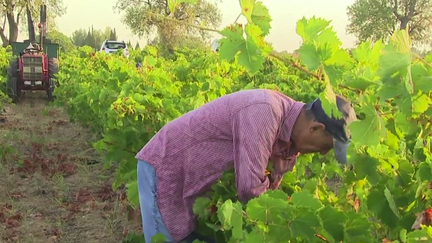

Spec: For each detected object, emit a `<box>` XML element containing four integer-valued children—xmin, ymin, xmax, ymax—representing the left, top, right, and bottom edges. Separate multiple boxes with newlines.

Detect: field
<box><xmin>1</xmin><ymin>1</ymin><xmax>432</xmax><ymax>242</ymax></box>
<box><xmin>0</xmin><ymin>92</ymin><xmax>141</xmax><ymax>242</ymax></box>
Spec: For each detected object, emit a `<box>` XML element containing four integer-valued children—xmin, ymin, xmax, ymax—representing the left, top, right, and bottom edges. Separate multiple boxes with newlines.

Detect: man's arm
<box><xmin>268</xmin><ymin>155</ymin><xmax>297</xmax><ymax>190</ymax></box>
<box><xmin>231</xmin><ymin>103</ymin><xmax>279</xmax><ymax>202</ymax></box>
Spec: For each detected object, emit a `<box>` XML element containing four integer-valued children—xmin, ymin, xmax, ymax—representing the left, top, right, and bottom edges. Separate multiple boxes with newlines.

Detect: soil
<box><xmin>0</xmin><ymin>92</ymin><xmax>142</xmax><ymax>243</ymax></box>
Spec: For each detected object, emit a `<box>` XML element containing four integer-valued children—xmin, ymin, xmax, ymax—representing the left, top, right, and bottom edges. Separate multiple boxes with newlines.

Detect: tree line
<box><xmin>70</xmin><ymin>26</ymin><xmax>140</xmax><ymax>50</ymax></box>
<box><xmin>34</xmin><ymin>26</ymin><xmax>142</xmax><ymax>54</ymax></box>
<box><xmin>0</xmin><ymin>0</ymin><xmax>430</xmax><ymax>53</ymax></box>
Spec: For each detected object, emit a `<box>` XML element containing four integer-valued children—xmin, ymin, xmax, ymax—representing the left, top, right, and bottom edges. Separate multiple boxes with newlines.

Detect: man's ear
<box><xmin>310</xmin><ymin>122</ymin><xmax>326</xmax><ymax>132</ymax></box>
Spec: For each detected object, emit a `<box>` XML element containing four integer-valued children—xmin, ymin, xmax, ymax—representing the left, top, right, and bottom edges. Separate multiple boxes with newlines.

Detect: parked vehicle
<box><xmin>211</xmin><ymin>39</ymin><xmax>220</xmax><ymax>52</ymax></box>
<box><xmin>99</xmin><ymin>40</ymin><xmax>129</xmax><ymax>58</ymax></box>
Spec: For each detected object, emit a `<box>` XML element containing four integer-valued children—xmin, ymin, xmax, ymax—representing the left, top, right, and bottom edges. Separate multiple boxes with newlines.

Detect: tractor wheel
<box><xmin>48</xmin><ymin>58</ymin><xmax>59</xmax><ymax>87</ymax></box>
<box><xmin>6</xmin><ymin>77</ymin><xmax>18</xmax><ymax>103</ymax></box>
<box><xmin>47</xmin><ymin>57</ymin><xmax>59</xmax><ymax>102</ymax></box>
<box><xmin>6</xmin><ymin>60</ymin><xmax>19</xmax><ymax>103</ymax></box>
<box><xmin>47</xmin><ymin>78</ymin><xmax>55</xmax><ymax>102</ymax></box>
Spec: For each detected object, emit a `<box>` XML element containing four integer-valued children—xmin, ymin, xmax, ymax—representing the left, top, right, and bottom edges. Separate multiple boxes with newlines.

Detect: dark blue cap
<box><xmin>305</xmin><ymin>95</ymin><xmax>357</xmax><ymax>164</ymax></box>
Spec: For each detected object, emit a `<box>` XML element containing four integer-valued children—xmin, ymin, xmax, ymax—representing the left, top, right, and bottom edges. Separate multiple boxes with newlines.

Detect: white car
<box><xmin>211</xmin><ymin>39</ymin><xmax>220</xmax><ymax>52</ymax></box>
<box><xmin>99</xmin><ymin>40</ymin><xmax>129</xmax><ymax>58</ymax></box>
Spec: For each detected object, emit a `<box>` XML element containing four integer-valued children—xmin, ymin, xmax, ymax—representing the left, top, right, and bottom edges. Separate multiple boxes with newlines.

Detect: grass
<box><xmin>0</xmin><ymin>92</ymin><xmax>141</xmax><ymax>243</ymax></box>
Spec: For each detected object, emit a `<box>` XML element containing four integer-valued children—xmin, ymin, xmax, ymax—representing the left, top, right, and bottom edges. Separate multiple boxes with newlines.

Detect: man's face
<box><xmin>294</xmin><ymin>122</ymin><xmax>334</xmax><ymax>155</ymax></box>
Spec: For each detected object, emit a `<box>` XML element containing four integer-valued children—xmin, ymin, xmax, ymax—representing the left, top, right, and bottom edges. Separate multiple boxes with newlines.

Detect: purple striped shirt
<box><xmin>136</xmin><ymin>89</ymin><xmax>304</xmax><ymax>241</ymax></box>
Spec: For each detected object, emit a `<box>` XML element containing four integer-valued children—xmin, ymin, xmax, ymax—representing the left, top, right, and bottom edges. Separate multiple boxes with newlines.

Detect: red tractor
<box><xmin>6</xmin><ymin>4</ymin><xmax>59</xmax><ymax>103</ymax></box>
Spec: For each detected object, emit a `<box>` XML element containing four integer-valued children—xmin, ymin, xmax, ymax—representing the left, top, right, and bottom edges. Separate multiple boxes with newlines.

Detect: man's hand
<box><xmin>267</xmin><ymin>140</ymin><xmax>300</xmax><ymax>190</ymax></box>
<box><xmin>268</xmin><ymin>153</ymin><xmax>299</xmax><ymax>190</ymax></box>
<box><xmin>269</xmin><ymin>179</ymin><xmax>282</xmax><ymax>190</ymax></box>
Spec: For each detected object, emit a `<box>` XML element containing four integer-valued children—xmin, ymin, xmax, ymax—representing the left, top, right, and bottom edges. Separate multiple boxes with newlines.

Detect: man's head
<box><xmin>292</xmin><ymin>95</ymin><xmax>357</xmax><ymax>164</ymax></box>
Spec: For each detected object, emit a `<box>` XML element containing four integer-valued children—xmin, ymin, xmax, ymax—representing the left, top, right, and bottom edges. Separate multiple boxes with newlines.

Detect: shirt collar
<box><xmin>278</xmin><ymin>101</ymin><xmax>304</xmax><ymax>142</ymax></box>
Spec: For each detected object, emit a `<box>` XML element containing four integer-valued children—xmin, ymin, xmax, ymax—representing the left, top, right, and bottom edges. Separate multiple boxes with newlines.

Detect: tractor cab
<box><xmin>6</xmin><ymin>4</ymin><xmax>59</xmax><ymax>103</ymax></box>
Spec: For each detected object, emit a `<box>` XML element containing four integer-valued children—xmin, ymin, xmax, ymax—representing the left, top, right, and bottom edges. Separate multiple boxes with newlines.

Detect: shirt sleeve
<box><xmin>231</xmin><ymin>103</ymin><xmax>279</xmax><ymax>202</ymax></box>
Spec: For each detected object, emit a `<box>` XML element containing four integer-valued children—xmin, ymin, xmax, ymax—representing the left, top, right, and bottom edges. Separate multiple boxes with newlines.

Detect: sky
<box><xmin>49</xmin><ymin>0</ymin><xmax>357</xmax><ymax>52</ymax></box>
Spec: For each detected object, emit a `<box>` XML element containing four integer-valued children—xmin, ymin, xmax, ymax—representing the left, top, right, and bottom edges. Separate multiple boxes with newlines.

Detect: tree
<box><xmin>70</xmin><ymin>28</ymin><xmax>87</xmax><ymax>47</ymax></box>
<box><xmin>109</xmin><ymin>28</ymin><xmax>117</xmax><ymax>40</ymax></box>
<box><xmin>36</xmin><ymin>30</ymin><xmax>75</xmax><ymax>53</ymax></box>
<box><xmin>346</xmin><ymin>0</ymin><xmax>432</xmax><ymax>45</ymax></box>
<box><xmin>114</xmin><ymin>0</ymin><xmax>222</xmax><ymax>49</ymax></box>
<box><xmin>135</xmin><ymin>41</ymin><xmax>140</xmax><ymax>49</ymax></box>
<box><xmin>71</xmin><ymin>27</ymin><xmax>117</xmax><ymax>49</ymax></box>
<box><xmin>0</xmin><ymin>0</ymin><xmax>66</xmax><ymax>46</ymax></box>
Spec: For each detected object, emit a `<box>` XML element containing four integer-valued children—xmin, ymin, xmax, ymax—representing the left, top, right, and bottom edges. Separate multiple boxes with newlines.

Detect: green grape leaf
<box><xmin>352</xmin><ymin>155</ymin><xmax>381</xmax><ymax>185</ymax></box>
<box><xmin>324</xmin><ymin>65</ymin><xmax>344</xmax><ymax>86</ymax></box>
<box><xmin>126</xmin><ymin>181</ymin><xmax>139</xmax><ymax>207</ymax></box>
<box><xmin>231</xmin><ymin>202</ymin><xmax>244</xmax><ymax>239</ymax></box>
<box><xmin>250</xmin><ymin>2</ymin><xmax>271</xmax><ymax>36</ymax></box>
<box><xmin>217</xmin><ymin>200</ymin><xmax>244</xmax><ymax>239</ymax></box>
<box><xmin>144</xmin><ymin>55</ymin><xmax>157</xmax><ymax>66</ymax></box>
<box><xmin>367</xmin><ymin>186</ymin><xmax>399</xmax><ymax>228</ymax></box>
<box><xmin>344</xmin><ymin>212</ymin><xmax>372</xmax><ymax>242</ymax></box>
<box><xmin>246</xmin><ymin>194</ymin><xmax>288</xmax><ymax>222</ymax></box>
<box><xmin>415</xmin><ymin>162</ymin><xmax>432</xmax><ymax>182</ymax></box>
<box><xmin>297</xmin><ymin>43</ymin><xmax>335</xmax><ymax>72</ymax></box>
<box><xmin>407</xmin><ymin>229</ymin><xmax>432</xmax><ymax>242</ymax></box>
<box><xmin>240</xmin><ymin>0</ymin><xmax>272</xmax><ymax>36</ymax></box>
<box><xmin>389</xmin><ymin>29</ymin><xmax>412</xmax><ymax>54</ymax></box>
<box><xmin>411</xmin><ymin>63</ymin><xmax>432</xmax><ymax>93</ymax></box>
<box><xmin>319</xmin><ymin>206</ymin><xmax>346</xmax><ymax>242</ymax></box>
<box><xmin>201</xmin><ymin>81</ymin><xmax>210</xmax><ymax>91</ymax></box>
<box><xmin>296</xmin><ymin>16</ymin><xmax>341</xmax><ymax>45</ymax></box>
<box><xmin>219</xmin><ymin>24</ymin><xmax>245</xmax><ymax>62</ymax></box>
<box><xmin>192</xmin><ymin>197</ymin><xmax>212</xmax><ymax>219</ymax></box>
<box><xmin>219</xmin><ymin>23</ymin><xmax>267</xmax><ymax>73</ymax></box>
<box><xmin>412</xmin><ymin>92</ymin><xmax>431</xmax><ymax>115</ymax></box>
<box><xmin>265</xmin><ymin>190</ymin><xmax>288</xmax><ymax>200</ymax></box>
<box><xmin>384</xmin><ymin>187</ymin><xmax>401</xmax><ymax>218</ymax></box>
<box><xmin>244</xmin><ymin>228</ymin><xmax>266</xmax><ymax>243</ymax></box>
<box><xmin>394</xmin><ymin>112</ymin><xmax>419</xmax><ymax>139</ymax></box>
<box><xmin>377</xmin><ymin>45</ymin><xmax>412</xmax><ymax>79</ymax></box>
<box><xmin>325</xmin><ymin>48</ymin><xmax>354</xmax><ymax>68</ymax></box>
<box><xmin>290</xmin><ymin>207</ymin><xmax>321</xmax><ymax>241</ymax></box>
<box><xmin>377</xmin><ymin>84</ymin><xmax>403</xmax><ymax>100</ymax></box>
<box><xmin>319</xmin><ymin>83</ymin><xmax>343</xmax><ymax>119</ymax></box>
<box><xmin>352</xmin><ymin>40</ymin><xmax>383</xmax><ymax>66</ymax></box>
<box><xmin>289</xmin><ymin>191</ymin><xmax>323</xmax><ymax>210</ymax></box>
<box><xmin>345</xmin><ymin>76</ymin><xmax>376</xmax><ymax>91</ymax></box>
<box><xmin>400</xmin><ymin>229</ymin><xmax>407</xmax><ymax>242</ymax></box>
<box><xmin>239</xmin><ymin>0</ymin><xmax>254</xmax><ymax>21</ymax></box>
<box><xmin>349</xmin><ymin>105</ymin><xmax>385</xmax><ymax>146</ymax></box>
<box><xmin>151</xmin><ymin>233</ymin><xmax>167</xmax><ymax>243</ymax></box>
<box><xmin>297</xmin><ymin>43</ymin><xmax>321</xmax><ymax>71</ymax></box>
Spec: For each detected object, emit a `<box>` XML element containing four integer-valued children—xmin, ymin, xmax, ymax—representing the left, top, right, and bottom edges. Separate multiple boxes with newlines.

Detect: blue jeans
<box><xmin>137</xmin><ymin>160</ymin><xmax>216</xmax><ymax>243</ymax></box>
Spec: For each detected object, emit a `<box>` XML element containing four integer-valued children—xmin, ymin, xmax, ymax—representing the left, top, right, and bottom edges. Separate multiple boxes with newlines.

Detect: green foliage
<box><xmin>0</xmin><ymin>0</ymin><xmax>66</xmax><ymax>46</ymax></box>
<box><xmin>37</xmin><ymin>30</ymin><xmax>76</xmax><ymax>53</ymax></box>
<box><xmin>52</xmin><ymin>0</ymin><xmax>432</xmax><ymax>242</ymax></box>
<box><xmin>346</xmin><ymin>0</ymin><xmax>432</xmax><ymax>45</ymax></box>
<box><xmin>71</xmin><ymin>26</ymin><xmax>118</xmax><ymax>50</ymax></box>
<box><xmin>0</xmin><ymin>47</ymin><xmax>12</xmax><ymax>110</ymax></box>
<box><xmin>114</xmin><ymin>0</ymin><xmax>222</xmax><ymax>48</ymax></box>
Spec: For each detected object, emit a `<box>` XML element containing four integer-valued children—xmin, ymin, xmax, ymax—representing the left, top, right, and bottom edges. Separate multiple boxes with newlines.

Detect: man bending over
<box><xmin>136</xmin><ymin>89</ymin><xmax>357</xmax><ymax>243</ymax></box>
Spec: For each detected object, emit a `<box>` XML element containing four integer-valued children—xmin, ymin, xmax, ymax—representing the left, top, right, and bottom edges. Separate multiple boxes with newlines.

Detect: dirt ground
<box><xmin>0</xmin><ymin>92</ymin><xmax>142</xmax><ymax>243</ymax></box>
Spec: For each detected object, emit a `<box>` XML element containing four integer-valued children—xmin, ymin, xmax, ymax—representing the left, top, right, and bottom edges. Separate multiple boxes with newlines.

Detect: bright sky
<box><xmin>52</xmin><ymin>0</ymin><xmax>357</xmax><ymax>52</ymax></box>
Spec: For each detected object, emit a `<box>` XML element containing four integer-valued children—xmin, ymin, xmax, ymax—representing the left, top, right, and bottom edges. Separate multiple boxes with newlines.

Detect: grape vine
<box><xmin>50</xmin><ymin>0</ymin><xmax>432</xmax><ymax>242</ymax></box>
<box><xmin>0</xmin><ymin>46</ymin><xmax>12</xmax><ymax>111</ymax></box>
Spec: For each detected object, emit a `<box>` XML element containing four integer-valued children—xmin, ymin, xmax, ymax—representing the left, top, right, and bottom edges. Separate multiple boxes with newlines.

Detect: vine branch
<box><xmin>268</xmin><ymin>52</ymin><xmax>323</xmax><ymax>80</ymax></box>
